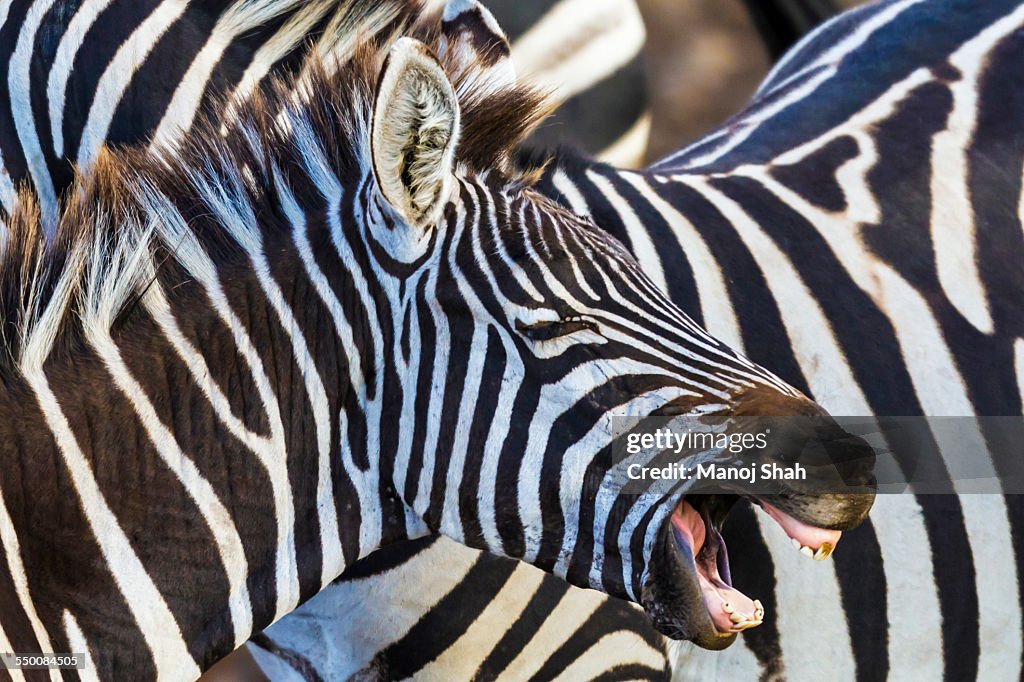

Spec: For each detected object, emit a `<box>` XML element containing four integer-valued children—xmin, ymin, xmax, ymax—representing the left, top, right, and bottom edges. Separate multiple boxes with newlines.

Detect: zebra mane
<box><xmin>0</xmin><ymin>0</ymin><xmax>550</xmax><ymax>377</ymax></box>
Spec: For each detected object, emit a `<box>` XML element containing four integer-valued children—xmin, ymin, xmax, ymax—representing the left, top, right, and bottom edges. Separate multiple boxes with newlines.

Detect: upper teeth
<box><xmin>791</xmin><ymin>537</ymin><xmax>834</xmax><ymax>561</ymax></box>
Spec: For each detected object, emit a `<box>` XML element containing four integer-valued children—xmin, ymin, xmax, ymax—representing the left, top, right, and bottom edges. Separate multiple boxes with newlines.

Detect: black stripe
<box><xmin>595</xmin><ymin>168</ymin><xmax>705</xmax><ymax>328</ymax></box>
<box><xmin>833</xmin><ymin>519</ymin><xmax>888</xmax><ymax>682</ymax></box>
<box><xmin>369</xmin><ymin>554</ymin><xmax>518</xmax><ymax>679</ymax></box>
<box><xmin>58</xmin><ymin>0</ymin><xmax>164</xmax><ymax>164</ymax></box>
<box><xmin>654</xmin><ymin>178</ymin><xmax>810</xmax><ymax>396</ymax></box>
<box><xmin>475</xmin><ymin>571</ymin><xmax>569</xmax><ymax>679</ymax></box>
<box><xmin>0</xmin><ymin>373</ymin><xmax>158</xmax><ymax>678</ymax></box>
<box><xmin>722</xmin><ymin>501</ymin><xmax>784</xmax><ymax>679</ymax></box>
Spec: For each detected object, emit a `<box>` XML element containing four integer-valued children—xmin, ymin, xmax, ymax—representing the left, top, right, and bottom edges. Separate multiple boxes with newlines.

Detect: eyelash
<box><xmin>515</xmin><ymin>315</ymin><xmax>597</xmax><ymax>341</ymax></box>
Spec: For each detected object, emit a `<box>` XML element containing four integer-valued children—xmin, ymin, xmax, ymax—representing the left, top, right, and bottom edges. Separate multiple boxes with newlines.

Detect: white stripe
<box><xmin>929</xmin><ymin>5</ymin><xmax>1024</xmax><ymax>334</ymax></box>
<box><xmin>252</xmin><ymin>536</ymin><xmax>478</xmax><ymax>680</ymax></box>
<box><xmin>0</xmin><ymin>620</ymin><xmax>26</xmax><ymax>682</ymax></box>
<box><xmin>76</xmin><ymin>0</ymin><xmax>189</xmax><ymax>170</ymax></box>
<box><xmin>1016</xmin><ymin>339</ymin><xmax>1024</xmax><ymax>409</ymax></box>
<box><xmin>961</xmin><ymin>494</ymin><xmax>1023</xmax><ymax>679</ymax></box>
<box><xmin>0</xmin><ymin>484</ymin><xmax>60</xmax><ymax>681</ymax></box>
<box><xmin>474</xmin><ymin>334</ymin><xmax>523</xmax><ymax>553</ymax></box>
<box><xmin>417</xmin><ymin>561</ymin><xmax>546</xmax><ymax>679</ymax></box>
<box><xmin>22</xmin><ymin>368</ymin><xmax>199</xmax><ymax>681</ymax></box>
<box><xmin>62</xmin><ymin>611</ymin><xmax>99</xmax><ymax>682</ymax></box>
<box><xmin>214</xmin><ymin>184</ymin><xmax>343</xmax><ymax>593</ymax></box>
<box><xmin>440</xmin><ymin>323</ymin><xmax>487</xmax><ymax>544</ymax></box>
<box><xmin>0</xmin><ymin>0</ymin><xmax>17</xmax><ymax>215</ymax></box>
<box><xmin>551</xmin><ymin>169</ymin><xmax>591</xmax><ymax>217</ymax></box>
<box><xmin>46</xmin><ymin>0</ymin><xmax>117</xmax><ymax>157</ymax></box>
<box><xmin>552</xmin><ymin>630</ymin><xmax>664</xmax><ymax>681</ymax></box>
<box><xmin>501</xmin><ymin>582</ymin><xmax>607</xmax><ymax>679</ymax></box>
<box><xmin>9</xmin><ymin>0</ymin><xmax>60</xmax><ymax>230</ymax></box>
<box><xmin>151</xmin><ymin>0</ymin><xmax>311</xmax><ymax>149</ymax></box>
<box><xmin>761</xmin><ymin>0</ymin><xmax>924</xmax><ymax>99</ymax></box>
<box><xmin>151</xmin><ymin>198</ymin><xmax>300</xmax><ymax>622</ymax></box>
<box><xmin>275</xmin><ymin>174</ymin><xmax>357</xmax><ymax>583</ymax></box>
<box><xmin>225</xmin><ymin>0</ymin><xmax>334</xmax><ymax>108</ymax></box>
<box><xmin>743</xmin><ymin>164</ymin><xmax>1021</xmax><ymax>674</ymax></box>
<box><xmin>869</xmin><ymin>495</ymin><xmax>944</xmax><ymax>679</ymax></box>
<box><xmin>681</xmin><ymin>176</ymin><xmax>870</xmax><ymax>415</ymax></box>
<box><xmin>659</xmin><ymin>0</ymin><xmax>926</xmax><ymax>170</ymax></box>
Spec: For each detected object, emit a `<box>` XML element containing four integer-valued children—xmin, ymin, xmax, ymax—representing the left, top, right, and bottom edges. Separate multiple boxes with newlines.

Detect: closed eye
<box><xmin>515</xmin><ymin>316</ymin><xmax>597</xmax><ymax>341</ymax></box>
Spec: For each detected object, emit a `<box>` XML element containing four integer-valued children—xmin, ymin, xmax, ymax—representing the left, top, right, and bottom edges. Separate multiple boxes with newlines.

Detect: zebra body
<box><xmin>543</xmin><ymin>0</ymin><xmax>1024</xmax><ymax>678</ymax></box>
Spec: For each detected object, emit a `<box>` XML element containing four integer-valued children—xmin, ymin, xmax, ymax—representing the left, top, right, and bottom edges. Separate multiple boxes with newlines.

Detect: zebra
<box><xmin>236</xmin><ymin>0</ymin><xmax>1024</xmax><ymax>679</ymax></box>
<box><xmin>0</xmin><ymin>2</ymin><xmax>877</xmax><ymax>679</ymax></box>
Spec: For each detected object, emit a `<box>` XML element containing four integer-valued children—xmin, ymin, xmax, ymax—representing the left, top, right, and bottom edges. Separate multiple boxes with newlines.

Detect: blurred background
<box><xmin>486</xmin><ymin>0</ymin><xmax>868</xmax><ymax>166</ymax></box>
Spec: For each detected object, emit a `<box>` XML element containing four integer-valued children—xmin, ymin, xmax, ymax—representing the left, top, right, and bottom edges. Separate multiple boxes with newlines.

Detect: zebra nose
<box><xmin>730</xmin><ymin>387</ymin><xmax>877</xmax><ymax>489</ymax></box>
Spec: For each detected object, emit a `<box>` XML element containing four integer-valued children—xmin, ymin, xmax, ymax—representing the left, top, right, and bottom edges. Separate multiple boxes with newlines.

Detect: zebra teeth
<box><xmin>722</xmin><ymin>602</ymin><xmax>735</xmax><ymax>614</ymax></box>
<box><xmin>733</xmin><ymin>619</ymin><xmax>762</xmax><ymax>631</ymax></box>
<box><xmin>753</xmin><ymin>599</ymin><xmax>764</xmax><ymax>620</ymax></box>
<box><xmin>729</xmin><ymin>612</ymin><xmax>748</xmax><ymax>624</ymax></box>
<box><xmin>813</xmin><ymin>543</ymin><xmax>834</xmax><ymax>561</ymax></box>
<box><xmin>799</xmin><ymin>545</ymin><xmax>814</xmax><ymax>558</ymax></box>
<box><xmin>790</xmin><ymin>538</ymin><xmax>802</xmax><ymax>550</ymax></box>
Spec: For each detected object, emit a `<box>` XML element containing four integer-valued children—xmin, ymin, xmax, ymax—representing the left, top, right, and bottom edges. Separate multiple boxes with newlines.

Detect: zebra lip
<box><xmin>670</xmin><ymin>498</ymin><xmax>762</xmax><ymax>634</ymax></box>
<box><xmin>756</xmin><ymin>500</ymin><xmax>842</xmax><ymax>558</ymax></box>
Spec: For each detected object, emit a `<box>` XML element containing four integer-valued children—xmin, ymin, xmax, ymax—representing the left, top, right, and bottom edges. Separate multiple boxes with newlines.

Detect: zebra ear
<box><xmin>439</xmin><ymin>0</ymin><xmax>516</xmax><ymax>95</ymax></box>
<box><xmin>371</xmin><ymin>38</ymin><xmax>461</xmax><ymax>229</ymax></box>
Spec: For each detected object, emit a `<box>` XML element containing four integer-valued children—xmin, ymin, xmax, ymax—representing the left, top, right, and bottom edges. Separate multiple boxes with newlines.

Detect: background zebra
<box><xmin>0</xmin><ymin>0</ymin><xmax>650</xmax><ymax>236</ymax></box>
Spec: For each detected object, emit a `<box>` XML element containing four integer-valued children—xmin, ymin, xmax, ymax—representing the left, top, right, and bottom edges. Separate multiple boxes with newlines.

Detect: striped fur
<box><xmin>540</xmin><ymin>1</ymin><xmax>1024</xmax><ymax>678</ymax></box>
<box><xmin>0</xmin><ymin>2</ymin><xmax>875</xmax><ymax>679</ymax></box>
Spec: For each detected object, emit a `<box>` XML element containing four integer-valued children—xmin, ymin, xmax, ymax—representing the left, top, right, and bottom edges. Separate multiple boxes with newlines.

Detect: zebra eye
<box><xmin>515</xmin><ymin>316</ymin><xmax>597</xmax><ymax>341</ymax></box>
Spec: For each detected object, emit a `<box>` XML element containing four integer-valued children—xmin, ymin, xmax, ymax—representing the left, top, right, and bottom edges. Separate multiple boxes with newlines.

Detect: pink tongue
<box><xmin>671</xmin><ymin>502</ymin><xmax>759</xmax><ymax>633</ymax></box>
<box><xmin>762</xmin><ymin>502</ymin><xmax>842</xmax><ymax>549</ymax></box>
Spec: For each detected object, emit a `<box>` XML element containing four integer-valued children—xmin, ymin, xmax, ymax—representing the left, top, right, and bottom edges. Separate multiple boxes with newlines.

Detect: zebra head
<box><xmin>359</xmin><ymin>3</ymin><xmax>876</xmax><ymax>649</ymax></box>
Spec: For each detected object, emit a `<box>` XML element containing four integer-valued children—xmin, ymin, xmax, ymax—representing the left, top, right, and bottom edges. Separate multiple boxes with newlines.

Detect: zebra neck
<box><xmin>0</xmin><ymin>205</ymin><xmax>419</xmax><ymax>672</ymax></box>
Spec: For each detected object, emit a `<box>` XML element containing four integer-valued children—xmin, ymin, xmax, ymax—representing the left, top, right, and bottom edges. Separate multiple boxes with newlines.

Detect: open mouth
<box><xmin>669</xmin><ymin>495</ymin><xmax>841</xmax><ymax>635</ymax></box>
<box><xmin>643</xmin><ymin>491</ymin><xmax>857</xmax><ymax>648</ymax></box>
